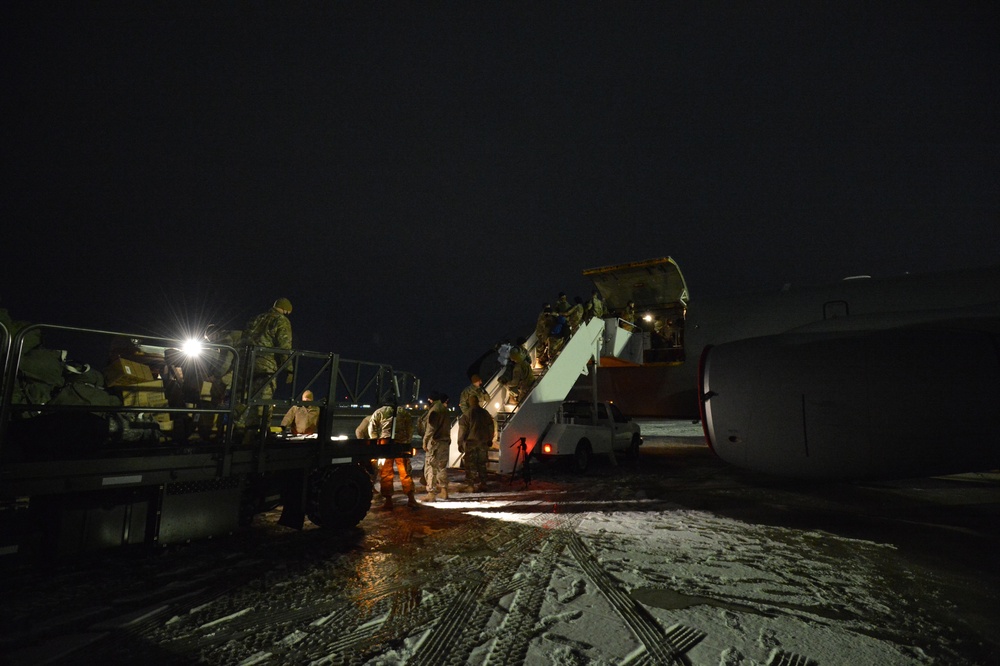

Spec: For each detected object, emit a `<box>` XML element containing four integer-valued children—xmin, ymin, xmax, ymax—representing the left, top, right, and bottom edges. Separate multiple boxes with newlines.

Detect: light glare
<box><xmin>182</xmin><ymin>339</ymin><xmax>203</xmax><ymax>356</ymax></box>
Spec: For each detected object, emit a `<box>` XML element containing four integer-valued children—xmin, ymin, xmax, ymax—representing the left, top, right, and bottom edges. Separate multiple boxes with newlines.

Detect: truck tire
<box><xmin>307</xmin><ymin>463</ymin><xmax>372</xmax><ymax>528</ymax></box>
<box><xmin>573</xmin><ymin>440</ymin><xmax>592</xmax><ymax>473</ymax></box>
<box><xmin>626</xmin><ymin>434</ymin><xmax>642</xmax><ymax>464</ymax></box>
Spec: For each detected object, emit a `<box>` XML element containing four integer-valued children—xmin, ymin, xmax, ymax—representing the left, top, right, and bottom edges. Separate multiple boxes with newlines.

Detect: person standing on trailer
<box><xmin>236</xmin><ymin>298</ymin><xmax>293</xmax><ymax>442</ymax></box>
<box><xmin>281</xmin><ymin>389</ymin><xmax>320</xmax><ymax>436</ymax></box>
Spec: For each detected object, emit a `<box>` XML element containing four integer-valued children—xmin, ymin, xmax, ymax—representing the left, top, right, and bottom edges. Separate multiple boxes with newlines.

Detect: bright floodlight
<box><xmin>643</xmin><ymin>313</ymin><xmax>653</xmax><ymax>322</ymax></box>
<box><xmin>182</xmin><ymin>339</ymin><xmax>203</xmax><ymax>356</ymax></box>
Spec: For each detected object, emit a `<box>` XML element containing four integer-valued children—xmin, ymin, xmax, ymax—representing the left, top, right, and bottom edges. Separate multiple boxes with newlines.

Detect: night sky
<box><xmin>3</xmin><ymin>2</ymin><xmax>998</xmax><ymax>398</ymax></box>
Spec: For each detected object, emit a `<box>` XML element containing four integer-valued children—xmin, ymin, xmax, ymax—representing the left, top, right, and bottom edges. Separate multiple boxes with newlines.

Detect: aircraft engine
<box><xmin>699</xmin><ymin>318</ymin><xmax>1000</xmax><ymax>479</ymax></box>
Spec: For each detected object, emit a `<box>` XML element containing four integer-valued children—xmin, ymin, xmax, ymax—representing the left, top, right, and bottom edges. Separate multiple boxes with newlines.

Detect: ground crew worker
<box><xmin>237</xmin><ymin>297</ymin><xmax>293</xmax><ymax>442</ymax></box>
<box><xmin>356</xmin><ymin>414</ymin><xmax>379</xmax><ymax>493</ymax></box>
<box><xmin>281</xmin><ymin>389</ymin><xmax>320</xmax><ymax>435</ymax></box>
<box><xmin>161</xmin><ymin>347</ymin><xmax>196</xmax><ymax>443</ymax></box>
<box><xmin>369</xmin><ymin>397</ymin><xmax>418</xmax><ymax>510</ymax></box>
<box><xmin>422</xmin><ymin>391</ymin><xmax>452</xmax><ymax>501</ymax></box>
<box><xmin>199</xmin><ymin>324</ymin><xmax>240</xmax><ymax>439</ymax></box>
<box><xmin>459</xmin><ymin>374</ymin><xmax>490</xmax><ymax>416</ymax></box>
<box><xmin>457</xmin><ymin>394</ymin><xmax>495</xmax><ymax>492</ymax></box>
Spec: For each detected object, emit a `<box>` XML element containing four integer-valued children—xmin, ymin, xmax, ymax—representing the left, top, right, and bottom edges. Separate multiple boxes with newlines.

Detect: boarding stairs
<box><xmin>449</xmin><ymin>316</ymin><xmax>636</xmax><ymax>474</ymax></box>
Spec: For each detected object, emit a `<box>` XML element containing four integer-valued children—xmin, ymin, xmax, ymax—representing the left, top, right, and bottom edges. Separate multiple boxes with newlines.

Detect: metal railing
<box><xmin>0</xmin><ymin>322</ymin><xmax>419</xmax><ymax>460</ymax></box>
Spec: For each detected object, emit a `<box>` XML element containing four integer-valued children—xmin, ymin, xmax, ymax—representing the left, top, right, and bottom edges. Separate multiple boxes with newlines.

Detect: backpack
<box><xmin>394</xmin><ymin>407</ymin><xmax>414</xmax><ymax>443</ymax></box>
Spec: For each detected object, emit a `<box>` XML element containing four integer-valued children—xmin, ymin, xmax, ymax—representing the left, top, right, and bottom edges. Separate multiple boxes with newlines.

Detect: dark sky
<box><xmin>3</xmin><ymin>2</ymin><xmax>998</xmax><ymax>397</ymax></box>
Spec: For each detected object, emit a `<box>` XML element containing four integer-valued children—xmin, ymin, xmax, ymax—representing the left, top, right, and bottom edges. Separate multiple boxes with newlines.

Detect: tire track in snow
<box><xmin>410</xmin><ymin>515</ymin><xmax>569</xmax><ymax>664</ymax></box>
<box><xmin>567</xmin><ymin>532</ymin><xmax>704</xmax><ymax>665</ymax></box>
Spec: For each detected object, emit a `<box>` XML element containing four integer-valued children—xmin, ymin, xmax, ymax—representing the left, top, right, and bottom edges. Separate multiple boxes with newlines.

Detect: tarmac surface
<box><xmin>1</xmin><ymin>423</ymin><xmax>998</xmax><ymax>665</ymax></box>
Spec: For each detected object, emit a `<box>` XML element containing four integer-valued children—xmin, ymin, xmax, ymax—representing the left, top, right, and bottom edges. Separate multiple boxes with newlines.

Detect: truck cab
<box><xmin>534</xmin><ymin>399</ymin><xmax>642</xmax><ymax>472</ymax></box>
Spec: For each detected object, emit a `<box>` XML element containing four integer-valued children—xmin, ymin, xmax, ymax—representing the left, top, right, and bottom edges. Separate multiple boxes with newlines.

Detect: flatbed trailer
<box><xmin>0</xmin><ymin>320</ymin><xmax>417</xmax><ymax>559</ymax></box>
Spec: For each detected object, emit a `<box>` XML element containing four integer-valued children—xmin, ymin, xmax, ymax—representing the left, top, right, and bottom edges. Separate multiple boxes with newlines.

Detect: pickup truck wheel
<box><xmin>626</xmin><ymin>434</ymin><xmax>642</xmax><ymax>464</ymax></box>
<box><xmin>573</xmin><ymin>440</ymin><xmax>592</xmax><ymax>473</ymax></box>
<box><xmin>307</xmin><ymin>463</ymin><xmax>372</xmax><ymax>528</ymax></box>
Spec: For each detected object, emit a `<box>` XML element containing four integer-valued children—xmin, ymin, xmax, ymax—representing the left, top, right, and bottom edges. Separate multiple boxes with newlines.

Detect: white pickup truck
<box><xmin>533</xmin><ymin>400</ymin><xmax>642</xmax><ymax>471</ymax></box>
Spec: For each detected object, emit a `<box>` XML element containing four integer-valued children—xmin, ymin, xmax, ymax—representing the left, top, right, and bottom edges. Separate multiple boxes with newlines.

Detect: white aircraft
<box><xmin>586</xmin><ymin>259</ymin><xmax>1000</xmax><ymax>479</ymax></box>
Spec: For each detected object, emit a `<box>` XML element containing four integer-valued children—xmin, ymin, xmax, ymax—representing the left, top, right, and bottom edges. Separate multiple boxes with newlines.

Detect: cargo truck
<box><xmin>0</xmin><ymin>318</ymin><xmax>417</xmax><ymax>559</ymax></box>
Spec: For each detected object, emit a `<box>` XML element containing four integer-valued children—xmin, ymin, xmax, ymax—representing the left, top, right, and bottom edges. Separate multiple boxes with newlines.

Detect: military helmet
<box><xmin>273</xmin><ymin>297</ymin><xmax>293</xmax><ymax>313</ymax></box>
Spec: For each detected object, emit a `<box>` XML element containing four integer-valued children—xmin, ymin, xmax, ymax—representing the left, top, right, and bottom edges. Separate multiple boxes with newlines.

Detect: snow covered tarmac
<box><xmin>2</xmin><ymin>423</ymin><xmax>997</xmax><ymax>665</ymax></box>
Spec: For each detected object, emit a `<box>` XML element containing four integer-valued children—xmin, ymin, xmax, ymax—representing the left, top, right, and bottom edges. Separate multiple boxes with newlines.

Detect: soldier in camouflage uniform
<box><xmin>534</xmin><ymin>304</ymin><xmax>555</xmax><ymax>367</ymax></box>
<box><xmin>621</xmin><ymin>300</ymin><xmax>637</xmax><ymax>332</ymax></box>
<box><xmin>506</xmin><ymin>346</ymin><xmax>535</xmax><ymax>405</ymax></box>
<box><xmin>554</xmin><ymin>292</ymin><xmax>571</xmax><ymax>314</ymax></box>
<box><xmin>422</xmin><ymin>392</ymin><xmax>453</xmax><ymax>501</ymax></box>
<box><xmin>457</xmin><ymin>395</ymin><xmax>495</xmax><ymax>492</ymax></box>
<box><xmin>237</xmin><ymin>297</ymin><xmax>293</xmax><ymax>441</ymax></box>
<box><xmin>584</xmin><ymin>289</ymin><xmax>605</xmax><ymax>321</ymax></box>
<box><xmin>566</xmin><ymin>296</ymin><xmax>585</xmax><ymax>334</ymax></box>
<box><xmin>459</xmin><ymin>374</ymin><xmax>490</xmax><ymax>416</ymax></box>
<box><xmin>280</xmin><ymin>389</ymin><xmax>320</xmax><ymax>435</ymax></box>
<box><xmin>369</xmin><ymin>399</ymin><xmax>418</xmax><ymax>510</ymax></box>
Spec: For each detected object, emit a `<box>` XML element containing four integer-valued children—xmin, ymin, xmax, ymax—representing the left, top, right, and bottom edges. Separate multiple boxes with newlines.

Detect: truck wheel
<box><xmin>626</xmin><ymin>434</ymin><xmax>642</xmax><ymax>464</ymax></box>
<box><xmin>238</xmin><ymin>491</ymin><xmax>258</xmax><ymax>527</ymax></box>
<box><xmin>307</xmin><ymin>463</ymin><xmax>372</xmax><ymax>528</ymax></box>
<box><xmin>573</xmin><ymin>440</ymin><xmax>592</xmax><ymax>473</ymax></box>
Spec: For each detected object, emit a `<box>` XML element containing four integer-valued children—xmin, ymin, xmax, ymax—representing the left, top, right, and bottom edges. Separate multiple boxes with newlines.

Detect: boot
<box><xmin>377</xmin><ymin>497</ymin><xmax>393</xmax><ymax>511</ymax></box>
<box><xmin>406</xmin><ymin>491</ymin><xmax>418</xmax><ymax>508</ymax></box>
<box><xmin>438</xmin><ymin>486</ymin><xmax>448</xmax><ymax>500</ymax></box>
<box><xmin>422</xmin><ymin>492</ymin><xmax>436</xmax><ymax>503</ymax></box>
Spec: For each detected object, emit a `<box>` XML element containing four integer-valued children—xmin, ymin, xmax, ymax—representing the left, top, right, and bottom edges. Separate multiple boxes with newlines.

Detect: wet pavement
<box><xmin>1</xmin><ymin>428</ymin><xmax>998</xmax><ymax>665</ymax></box>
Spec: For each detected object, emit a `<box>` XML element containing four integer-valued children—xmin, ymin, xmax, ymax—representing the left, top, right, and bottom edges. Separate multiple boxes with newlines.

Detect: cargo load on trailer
<box><xmin>0</xmin><ymin>313</ymin><xmax>419</xmax><ymax>559</ymax></box>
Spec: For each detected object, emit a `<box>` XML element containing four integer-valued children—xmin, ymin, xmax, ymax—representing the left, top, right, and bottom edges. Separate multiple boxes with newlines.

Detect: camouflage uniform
<box><xmin>422</xmin><ymin>399</ymin><xmax>452</xmax><ymax>500</ymax></box>
<box><xmin>280</xmin><ymin>404</ymin><xmax>320</xmax><ymax>435</ymax></box>
<box><xmin>459</xmin><ymin>380</ymin><xmax>490</xmax><ymax>416</ymax></box>
<box><xmin>621</xmin><ymin>302</ymin><xmax>637</xmax><ymax>331</ymax></box>
<box><xmin>458</xmin><ymin>403</ymin><xmax>495</xmax><ymax>490</ymax></box>
<box><xmin>548</xmin><ymin>314</ymin><xmax>569</xmax><ymax>362</ymax></box>
<box><xmin>370</xmin><ymin>405</ymin><xmax>416</xmax><ymax>505</ymax></box>
<box><xmin>554</xmin><ymin>294</ymin><xmax>571</xmax><ymax>313</ymax></box>
<box><xmin>534</xmin><ymin>308</ymin><xmax>555</xmax><ymax>367</ymax></box>
<box><xmin>238</xmin><ymin>306</ymin><xmax>292</xmax><ymax>434</ymax></box>
<box><xmin>507</xmin><ymin>352</ymin><xmax>535</xmax><ymax>404</ymax></box>
<box><xmin>585</xmin><ymin>292</ymin><xmax>605</xmax><ymax>321</ymax></box>
<box><xmin>566</xmin><ymin>301</ymin><xmax>585</xmax><ymax>334</ymax></box>
<box><xmin>496</xmin><ymin>342</ymin><xmax>514</xmax><ymax>385</ymax></box>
